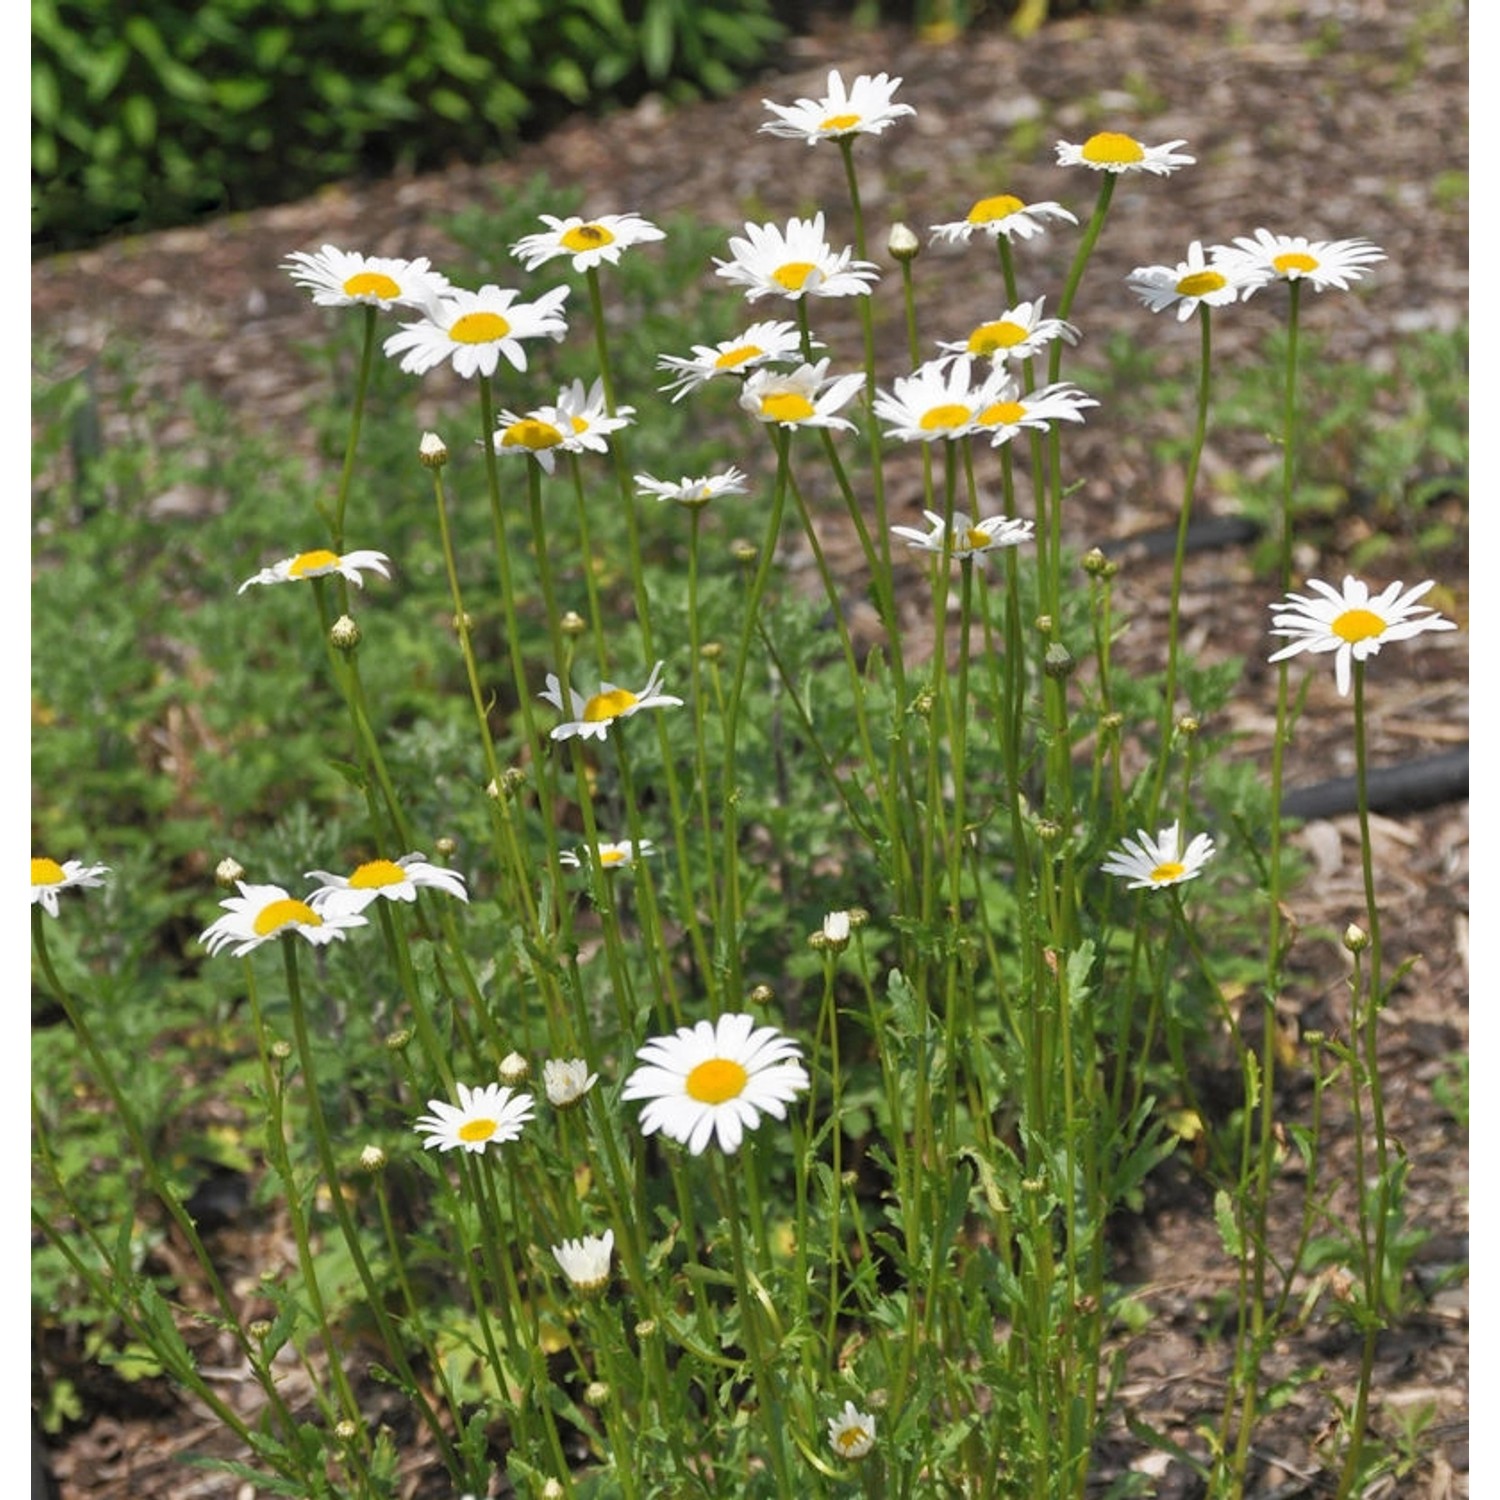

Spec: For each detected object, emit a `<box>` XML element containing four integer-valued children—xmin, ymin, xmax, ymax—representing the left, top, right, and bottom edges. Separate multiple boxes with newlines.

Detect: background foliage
<box><xmin>32</xmin><ymin>0</ymin><xmax>1133</xmax><ymax>253</ymax></box>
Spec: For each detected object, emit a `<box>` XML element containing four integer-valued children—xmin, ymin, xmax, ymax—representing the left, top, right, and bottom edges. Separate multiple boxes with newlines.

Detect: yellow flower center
<box><xmin>599</xmin><ymin>847</ymin><xmax>626</xmax><ymax>867</ymax></box>
<box><xmin>773</xmin><ymin>261</ymin><xmax>818</xmax><ymax>292</ymax></box>
<box><xmin>348</xmin><ymin>859</ymin><xmax>406</xmax><ymax>889</ymax></box>
<box><xmin>502</xmin><ymin>418</ymin><xmax>565</xmax><ymax>451</ymax></box>
<box><xmin>583</xmin><ymin>687</ymin><xmax>639</xmax><ymax>722</ymax></box>
<box><xmin>967</xmin><ymin>319</ymin><xmax>1028</xmax><ymax>355</ymax></box>
<box><xmin>919</xmin><ymin>403</ymin><xmax>973</xmax><ymax>432</ymax></box>
<box><xmin>978</xmin><ymin>400</ymin><xmax>1026</xmax><ymax>427</ymax></box>
<box><xmin>1081</xmin><ymin>131</ymin><xmax>1145</xmax><ymax>165</ymax></box>
<box><xmin>686</xmin><ymin>1057</ymin><xmax>749</xmax><ymax>1104</ymax></box>
<box><xmin>561</xmin><ymin>223</ymin><xmax>615</xmax><ymax>252</ymax></box>
<box><xmin>289</xmin><ymin>549</ymin><xmax>340</xmax><ymax>577</ymax></box>
<box><xmin>449</xmin><ymin>310</ymin><xmax>511</xmax><ymax>344</ymax></box>
<box><xmin>965</xmin><ymin>527</ymin><xmax>991</xmax><ymax>549</ymax></box>
<box><xmin>1176</xmin><ymin>270</ymin><xmax>1227</xmax><ymax>297</ymax></box>
<box><xmin>570</xmin><ymin>415</ymin><xmax>590</xmax><ymax>434</ymax></box>
<box><xmin>1149</xmin><ymin>862</ymin><xmax>1186</xmax><ymax>884</ymax></box>
<box><xmin>32</xmin><ymin>857</ymin><xmax>65</xmax><ymax>886</ymax></box>
<box><xmin>968</xmin><ymin>193</ymin><xmax>1025</xmax><ymax>224</ymax></box>
<box><xmin>835</xmin><ymin>1426</ymin><xmax>870</xmax><ymax>1455</ymax></box>
<box><xmin>820</xmin><ymin>111</ymin><xmax>862</xmax><ymax>132</ymax></box>
<box><xmin>761</xmin><ymin>392</ymin><xmax>817</xmax><ymax>423</ymax></box>
<box><xmin>341</xmin><ymin>270</ymin><xmax>402</xmax><ymax>299</ymax></box>
<box><xmin>252</xmin><ymin>898</ymin><xmax>321</xmax><ymax>936</ymax></box>
<box><xmin>1273</xmin><ymin>250</ymin><xmax>1319</xmax><ymax>276</ymax></box>
<box><xmin>715</xmin><ymin>343</ymin><xmax>763</xmax><ymax>370</ymax></box>
<box><xmin>458</xmin><ymin>1117</ymin><xmax>498</xmax><ymax>1143</ymax></box>
<box><xmin>1332</xmin><ymin>607</ymin><xmax>1387</xmax><ymax>644</ymax></box>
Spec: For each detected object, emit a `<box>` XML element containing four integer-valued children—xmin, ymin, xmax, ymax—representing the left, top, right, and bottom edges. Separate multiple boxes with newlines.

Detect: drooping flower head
<box><xmin>282</xmin><ymin>245</ymin><xmax>450</xmax><ymax>311</ymax></box>
<box><xmin>971</xmin><ymin>371</ymin><xmax>1097</xmax><ymax>446</ymax></box>
<box><xmin>874</xmin><ymin>358</ymin><xmax>981</xmax><ymax>444</ymax></box>
<box><xmin>238</xmin><ymin>548</ymin><xmax>390</xmax><ymax>594</ymax></box>
<box><xmin>929</xmin><ymin>194</ymin><xmax>1078</xmax><ymax>245</ymax></box>
<box><xmin>200</xmin><ymin>881</ymin><xmax>367</xmax><ymax>956</ymax></box>
<box><xmin>304</xmin><ymin>853</ymin><xmax>468</xmax><ymax>918</ymax></box>
<box><xmin>740</xmin><ymin>359</ymin><xmax>865</xmax><ymax>432</ymax></box>
<box><xmin>552</xmin><ymin>1229</ymin><xmax>615</xmax><ymax>1295</ymax></box>
<box><xmin>935</xmin><ymin>297</ymin><xmax>1080</xmax><ymax>364</ymax></box>
<box><xmin>656</xmin><ymin>321</ymin><xmax>811</xmax><ymax>401</ymax></box>
<box><xmin>510</xmin><ymin>212</ymin><xmax>665</xmax><ymax>273</ymax></box>
<box><xmin>414</xmin><ymin>1081</ymin><xmax>535</xmax><ymax>1154</ymax></box>
<box><xmin>621</xmin><ymin>1012</ymin><xmax>810</xmax><ymax>1155</ymax></box>
<box><xmin>558</xmin><ymin>838</ymin><xmax>658</xmax><ymax>870</ymax></box>
<box><xmin>635</xmin><ymin>468</ymin><xmax>750</xmax><ymax>508</ymax></box>
<box><xmin>760</xmin><ymin>69</ymin><xmax>914</xmax><ymax>146</ymax></box>
<box><xmin>1267</xmin><ymin>575</ymin><xmax>1457</xmax><ymax>696</ymax></box>
<box><xmin>1126</xmin><ymin>241</ymin><xmax>1254</xmax><ymax>321</ymax></box>
<box><xmin>827</xmin><ymin>1401</ymin><xmax>877</xmax><ymax>1460</ymax></box>
<box><xmin>1101</xmin><ymin>823</ymin><xmax>1216</xmax><ymax>891</ymax></box>
<box><xmin>891</xmin><ymin>509</ymin><xmax>1034</xmax><ymax>563</ymax></box>
<box><xmin>540</xmin><ymin>662</ymin><xmax>683</xmax><ymax>742</ymax></box>
<box><xmin>31</xmin><ymin>858</ymin><xmax>109</xmax><ymax>918</ymax></box>
<box><xmin>1055</xmin><ymin>132</ymin><xmax>1194</xmax><ymax>176</ymax></box>
<box><xmin>714</xmin><ymin>212</ymin><xmax>880</xmax><ymax>303</ymax></box>
<box><xmin>1210</xmin><ymin>229</ymin><xmax>1386</xmax><ymax>295</ymax></box>
<box><xmin>383</xmin><ymin>284</ymin><xmax>569</xmax><ymax>378</ymax></box>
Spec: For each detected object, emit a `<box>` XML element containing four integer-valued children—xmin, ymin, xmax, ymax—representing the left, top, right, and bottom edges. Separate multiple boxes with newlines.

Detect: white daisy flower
<box><xmin>414</xmin><ymin>1081</ymin><xmax>535</xmax><ymax>1154</ymax></box>
<box><xmin>556</xmin><ymin>377</ymin><xmax>634</xmax><ymax>450</ymax></box>
<box><xmin>891</xmin><ymin>509</ymin><xmax>1034</xmax><ymax>562</ymax></box>
<box><xmin>972</xmin><ymin>372</ymin><xmax>1098</xmax><ymax>445</ymax></box>
<box><xmin>1210</xmin><ymin>228</ymin><xmax>1386</xmax><ymax>295</ymax></box>
<box><xmin>827</xmin><ymin>1400</ymin><xmax>877</xmax><ymax>1460</ymax></box>
<box><xmin>540</xmin><ymin>662</ymin><xmax>683</xmax><ymax>742</ymax></box>
<box><xmin>621</xmin><ymin>1012</ymin><xmax>810</xmax><ymax>1155</ymax></box>
<box><xmin>874</xmin><ymin>358</ymin><xmax>981</xmax><ymax>443</ymax></box>
<box><xmin>31</xmin><ymin>858</ymin><xmax>109</xmax><ymax>918</ymax></box>
<box><xmin>739</xmin><ymin>359</ymin><xmax>865</xmax><ymax>432</ymax></box>
<box><xmin>238</xmin><ymin>547</ymin><xmax>391</xmax><ymax>594</ymax></box>
<box><xmin>543</xmin><ymin>1058</ymin><xmax>599</xmax><ymax>1109</ymax></box>
<box><xmin>551</xmin><ymin>1229</ymin><xmax>615</xmax><ymax>1295</ymax></box>
<box><xmin>510</xmin><ymin>212</ymin><xmax>665</xmax><ymax>273</ymax></box>
<box><xmin>635</xmin><ymin>468</ymin><xmax>750</xmax><ymax>508</ymax></box>
<box><xmin>930</xmin><ymin>193</ymin><xmax>1079</xmax><ymax>245</ymax></box>
<box><xmin>558</xmin><ymin>838</ymin><xmax>658</xmax><ymax>870</ymax></box>
<box><xmin>1267</xmin><ymin>575</ymin><xmax>1457</xmax><ymax>697</ymax></box>
<box><xmin>199</xmin><ymin>882</ymin><xmax>367</xmax><ymax>956</ymax></box>
<box><xmin>1055</xmin><ymin>131</ymin><xmax>1195</xmax><ymax>176</ymax></box>
<box><xmin>820</xmin><ymin>910</ymin><xmax>851</xmax><ymax>950</ymax></box>
<box><xmin>656</xmin><ymin>321</ymin><xmax>811</xmax><ymax>400</ymax></box>
<box><xmin>1126</xmin><ymin>241</ymin><xmax>1253</xmax><ymax>321</ymax></box>
<box><xmin>492</xmin><ymin>407</ymin><xmax>572</xmax><ymax>472</ymax></box>
<box><xmin>282</xmin><ymin>245</ymin><xmax>450</xmax><ymax>311</ymax></box>
<box><xmin>383</xmin><ymin>284</ymin><xmax>569</xmax><ymax>379</ymax></box>
<box><xmin>494</xmin><ymin>378</ymin><xmax>634</xmax><ymax>474</ymax></box>
<box><xmin>1101</xmin><ymin>823</ymin><xmax>1216</xmax><ymax>891</ymax></box>
<box><xmin>760</xmin><ymin>69</ymin><xmax>914</xmax><ymax>145</ymax></box>
<box><xmin>714</xmin><ymin>212</ymin><xmax>880</xmax><ymax>303</ymax></box>
<box><xmin>935</xmin><ymin>297</ymin><xmax>1080</xmax><ymax>364</ymax></box>
<box><xmin>303</xmin><ymin>853</ymin><xmax>468</xmax><ymax>918</ymax></box>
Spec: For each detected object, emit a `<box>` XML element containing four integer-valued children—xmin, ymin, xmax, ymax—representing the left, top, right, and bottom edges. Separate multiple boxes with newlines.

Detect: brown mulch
<box><xmin>32</xmin><ymin>0</ymin><xmax>1468</xmax><ymax>1495</ymax></box>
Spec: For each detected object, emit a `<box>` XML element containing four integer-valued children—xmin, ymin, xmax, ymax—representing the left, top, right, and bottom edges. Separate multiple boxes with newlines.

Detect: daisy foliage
<box><xmin>621</xmin><ymin>1012</ymin><xmax>810</xmax><ymax>1155</ymax></box>
<box><xmin>1267</xmin><ymin>576</ymin><xmax>1456</xmax><ymax>696</ymax></box>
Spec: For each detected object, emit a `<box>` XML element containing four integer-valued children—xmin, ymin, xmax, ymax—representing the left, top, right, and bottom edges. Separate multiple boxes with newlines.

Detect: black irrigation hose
<box><xmin>1280</xmin><ymin>746</ymin><xmax>1468</xmax><ymax>820</ymax></box>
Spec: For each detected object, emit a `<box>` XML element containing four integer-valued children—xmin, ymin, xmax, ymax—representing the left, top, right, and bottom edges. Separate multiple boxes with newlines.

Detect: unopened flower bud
<box><xmin>452</xmin><ymin>610</ymin><xmax>473</xmax><ymax>636</ymax></box>
<box><xmin>1081</xmin><ymin>547</ymin><xmax>1111</xmax><ymax>577</ymax></box>
<box><xmin>848</xmin><ymin>907</ymin><xmax>870</xmax><ymax>928</ymax></box>
<box><xmin>247</xmin><ymin>1319</ymin><xmax>272</xmax><ymax>1340</ymax></box>
<box><xmin>821</xmin><ymin>910</ymin><xmax>851</xmax><ymax>950</ymax></box>
<box><xmin>330</xmin><ymin>615</ymin><xmax>361</xmax><ymax>652</ymax></box>
<box><xmin>359</xmin><ymin>1145</ymin><xmax>387</xmax><ymax>1173</ymax></box>
<box><xmin>731</xmin><ymin>538</ymin><xmax>758</xmax><ymax>564</ymax></box>
<box><xmin>700</xmin><ymin>641</ymin><xmax>723</xmax><ymax>661</ymax></box>
<box><xmin>1176</xmin><ymin>715</ymin><xmax>1201</xmax><ymax>738</ymax></box>
<box><xmin>585</xmin><ymin>1380</ymin><xmax>611</xmax><ymax>1407</ymax></box>
<box><xmin>334</xmin><ymin>1420</ymin><xmax>359</xmax><ymax>1442</ymax></box>
<box><xmin>542</xmin><ymin>1481</ymin><xmax>565</xmax><ymax>1500</ymax></box>
<box><xmin>634</xmin><ymin>1318</ymin><xmax>658</xmax><ymax>1339</ymax></box>
<box><xmin>1343</xmin><ymin>923</ymin><xmax>1370</xmax><ymax>953</ymax></box>
<box><xmin>215</xmin><ymin>857</ymin><xmax>245</xmax><ymax>888</ymax></box>
<box><xmin>887</xmin><ymin>221</ymin><xmax>921</xmax><ymax>261</ymax></box>
<box><xmin>499</xmin><ymin>1051</ymin><xmax>530</xmax><ymax>1086</ymax></box>
<box><xmin>434</xmin><ymin>836</ymin><xmax>457</xmax><ymax>858</ymax></box>
<box><xmin>270</xmin><ymin>1040</ymin><xmax>292</xmax><ymax>1061</ymax></box>
<box><xmin>385</xmin><ymin>1028</ymin><xmax>413</xmax><ymax>1052</ymax></box>
<box><xmin>1043</xmin><ymin>642</ymin><xmax>1075</xmax><ymax>679</ymax></box>
<box><xmin>1035</xmin><ymin>614</ymin><xmax>1054</xmax><ymax>635</ymax></box>
<box><xmin>749</xmin><ymin>983</ymin><xmax>775</xmax><ymax>1006</ymax></box>
<box><xmin>1034</xmin><ymin>818</ymin><xmax>1062</xmax><ymax>842</ymax></box>
<box><xmin>419</xmin><ymin>431</ymin><xmax>449</xmax><ymax>468</ymax></box>
<box><xmin>560</xmin><ymin>610</ymin><xmax>586</xmax><ymax>637</ymax></box>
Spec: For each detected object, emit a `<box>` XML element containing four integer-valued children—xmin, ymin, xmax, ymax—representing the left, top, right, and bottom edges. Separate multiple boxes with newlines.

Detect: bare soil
<box><xmin>32</xmin><ymin>0</ymin><xmax>1468</xmax><ymax>1495</ymax></box>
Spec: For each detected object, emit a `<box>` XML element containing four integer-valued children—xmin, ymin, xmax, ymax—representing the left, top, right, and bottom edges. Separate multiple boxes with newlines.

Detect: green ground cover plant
<box><xmin>33</xmin><ymin>71</ymin><xmax>1464</xmax><ymax>1499</ymax></box>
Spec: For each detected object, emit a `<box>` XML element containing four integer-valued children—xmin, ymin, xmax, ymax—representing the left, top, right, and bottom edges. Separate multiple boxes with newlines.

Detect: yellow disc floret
<box><xmin>1081</xmin><ymin>131</ymin><xmax>1145</xmax><ymax>165</ymax></box>
<box><xmin>686</xmin><ymin>1057</ymin><xmax>749</xmax><ymax>1104</ymax></box>
<box><xmin>968</xmin><ymin>194</ymin><xmax>1025</xmax><ymax>224</ymax></box>
<box><xmin>919</xmin><ymin>403</ymin><xmax>974</xmax><ymax>432</ymax></box>
<box><xmin>458</xmin><ymin>1116</ymin><xmax>499</xmax><ymax>1144</ymax></box>
<box><xmin>967</xmin><ymin>320</ymin><xmax>1027</xmax><ymax>355</ymax></box>
<box><xmin>773</xmin><ymin>262</ymin><xmax>818</xmax><ymax>292</ymax></box>
<box><xmin>342</xmin><ymin>271</ymin><xmax>402</xmax><ymax>300</ymax></box>
<box><xmin>583</xmin><ymin>688</ymin><xmax>639</xmax><ymax>723</ymax></box>
<box><xmin>1332</xmin><ymin>608</ymin><xmax>1387</xmax><ymax>644</ymax></box>
<box><xmin>562</xmin><ymin>223</ymin><xmax>615</xmax><ymax>252</ymax></box>
<box><xmin>1176</xmin><ymin>270</ymin><xmax>1227</xmax><ymax>297</ymax></box>
<box><xmin>450</xmin><ymin>311</ymin><xmax>511</xmax><ymax>344</ymax></box>
<box><xmin>761</xmin><ymin>392</ymin><xmax>817</xmax><ymax>423</ymax></box>
<box><xmin>348</xmin><ymin>859</ymin><xmax>407</xmax><ymax>889</ymax></box>
<box><xmin>289</xmin><ymin>549</ymin><xmax>341</xmax><ymax>577</ymax></box>
<box><xmin>715</xmin><ymin>343</ymin><xmax>763</xmax><ymax>370</ymax></box>
<box><xmin>253</xmin><ymin>898</ymin><xmax>321</xmax><ymax>936</ymax></box>
<box><xmin>1150</xmin><ymin>861</ymin><xmax>1186</xmax><ymax>884</ymax></box>
<box><xmin>31</xmin><ymin>857</ymin><xmax>65</xmax><ymax>886</ymax></box>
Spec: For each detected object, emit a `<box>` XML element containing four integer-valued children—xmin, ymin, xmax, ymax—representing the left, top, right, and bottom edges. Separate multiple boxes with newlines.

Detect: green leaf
<box><xmin>1214</xmin><ymin>1188</ymin><xmax>1244</xmax><ymax>1261</ymax></box>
